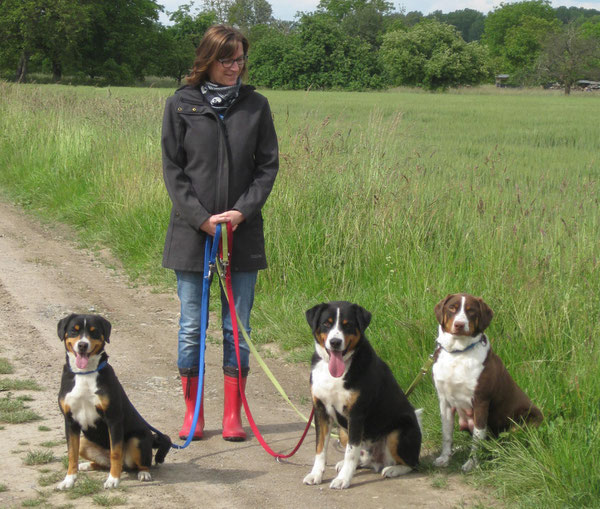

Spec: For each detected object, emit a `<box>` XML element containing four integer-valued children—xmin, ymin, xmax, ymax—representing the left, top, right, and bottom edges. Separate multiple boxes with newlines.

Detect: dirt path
<box><xmin>0</xmin><ymin>200</ymin><xmax>491</xmax><ymax>508</ymax></box>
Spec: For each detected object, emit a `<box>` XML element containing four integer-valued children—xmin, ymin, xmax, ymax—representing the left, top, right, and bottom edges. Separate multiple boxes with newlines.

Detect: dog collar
<box><xmin>71</xmin><ymin>360</ymin><xmax>107</xmax><ymax>375</ymax></box>
<box><xmin>437</xmin><ymin>335</ymin><xmax>487</xmax><ymax>354</ymax></box>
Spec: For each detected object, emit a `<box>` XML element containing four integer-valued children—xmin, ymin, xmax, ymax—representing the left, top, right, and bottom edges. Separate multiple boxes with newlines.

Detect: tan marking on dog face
<box><xmin>316</xmin><ymin>332</ymin><xmax>327</xmax><ymax>349</ymax></box>
<box><xmin>344</xmin><ymin>330</ymin><xmax>361</xmax><ymax>353</ymax></box>
<box><xmin>65</xmin><ymin>336</ymin><xmax>79</xmax><ymax>355</ymax></box>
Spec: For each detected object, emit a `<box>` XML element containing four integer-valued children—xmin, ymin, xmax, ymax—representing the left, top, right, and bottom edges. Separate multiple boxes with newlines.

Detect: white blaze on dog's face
<box><xmin>306</xmin><ymin>302</ymin><xmax>371</xmax><ymax>379</ymax></box>
<box><xmin>434</xmin><ymin>294</ymin><xmax>493</xmax><ymax>337</ymax></box>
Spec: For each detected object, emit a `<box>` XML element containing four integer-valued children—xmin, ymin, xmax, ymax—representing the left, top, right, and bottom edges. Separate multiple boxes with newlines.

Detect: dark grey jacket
<box><xmin>161</xmin><ymin>84</ymin><xmax>278</xmax><ymax>272</ymax></box>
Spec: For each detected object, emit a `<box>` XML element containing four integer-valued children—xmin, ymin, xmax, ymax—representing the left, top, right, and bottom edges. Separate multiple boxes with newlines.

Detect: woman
<box><xmin>161</xmin><ymin>25</ymin><xmax>278</xmax><ymax>441</ymax></box>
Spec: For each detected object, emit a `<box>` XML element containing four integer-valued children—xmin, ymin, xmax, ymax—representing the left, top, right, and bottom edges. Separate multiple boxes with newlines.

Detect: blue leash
<box><xmin>141</xmin><ymin>226</ymin><xmax>222</xmax><ymax>450</ymax></box>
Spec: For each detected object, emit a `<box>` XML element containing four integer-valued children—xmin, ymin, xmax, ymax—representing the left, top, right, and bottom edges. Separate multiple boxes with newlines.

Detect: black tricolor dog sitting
<box><xmin>303</xmin><ymin>301</ymin><xmax>422</xmax><ymax>489</ymax></box>
<box><xmin>56</xmin><ymin>313</ymin><xmax>171</xmax><ymax>490</ymax></box>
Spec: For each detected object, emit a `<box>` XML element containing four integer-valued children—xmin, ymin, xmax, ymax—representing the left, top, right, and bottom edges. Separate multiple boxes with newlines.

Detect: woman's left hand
<box><xmin>217</xmin><ymin>210</ymin><xmax>245</xmax><ymax>232</ymax></box>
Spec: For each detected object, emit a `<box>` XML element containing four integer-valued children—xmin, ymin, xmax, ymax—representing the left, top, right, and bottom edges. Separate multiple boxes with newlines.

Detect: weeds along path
<box><xmin>0</xmin><ymin>199</ymin><xmax>492</xmax><ymax>508</ymax></box>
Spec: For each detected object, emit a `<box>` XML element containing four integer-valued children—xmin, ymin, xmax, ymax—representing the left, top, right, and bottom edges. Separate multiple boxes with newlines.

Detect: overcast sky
<box><xmin>158</xmin><ymin>0</ymin><xmax>600</xmax><ymax>23</ymax></box>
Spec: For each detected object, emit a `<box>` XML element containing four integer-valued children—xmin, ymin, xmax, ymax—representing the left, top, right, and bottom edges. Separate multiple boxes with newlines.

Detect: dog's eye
<box><xmin>448</xmin><ymin>306</ymin><xmax>457</xmax><ymax>312</ymax></box>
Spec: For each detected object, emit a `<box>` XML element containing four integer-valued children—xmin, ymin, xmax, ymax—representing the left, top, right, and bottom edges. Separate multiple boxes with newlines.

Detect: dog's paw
<box><xmin>302</xmin><ymin>472</ymin><xmax>323</xmax><ymax>485</ymax></box>
<box><xmin>381</xmin><ymin>465</ymin><xmax>412</xmax><ymax>478</ymax></box>
<box><xmin>329</xmin><ymin>475</ymin><xmax>351</xmax><ymax>490</ymax></box>
<box><xmin>335</xmin><ymin>460</ymin><xmax>345</xmax><ymax>473</ymax></box>
<box><xmin>461</xmin><ymin>457</ymin><xmax>479</xmax><ymax>473</ymax></box>
<box><xmin>78</xmin><ymin>462</ymin><xmax>92</xmax><ymax>471</ymax></box>
<box><xmin>138</xmin><ymin>471</ymin><xmax>152</xmax><ymax>482</ymax></box>
<box><xmin>103</xmin><ymin>475</ymin><xmax>120</xmax><ymax>489</ymax></box>
<box><xmin>433</xmin><ymin>455</ymin><xmax>450</xmax><ymax>467</ymax></box>
<box><xmin>56</xmin><ymin>474</ymin><xmax>76</xmax><ymax>490</ymax></box>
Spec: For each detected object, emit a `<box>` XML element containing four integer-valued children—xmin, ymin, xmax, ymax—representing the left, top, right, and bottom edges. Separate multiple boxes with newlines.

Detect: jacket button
<box><xmin>177</xmin><ymin>107</ymin><xmax>182</xmax><ymax>111</ymax></box>
<box><xmin>192</xmin><ymin>107</ymin><xmax>197</xmax><ymax>112</ymax></box>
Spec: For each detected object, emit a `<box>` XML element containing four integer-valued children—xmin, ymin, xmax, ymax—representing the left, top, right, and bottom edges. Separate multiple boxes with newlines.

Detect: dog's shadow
<box><xmin>150</xmin><ymin>461</ymin><xmax>267</xmax><ymax>486</ymax></box>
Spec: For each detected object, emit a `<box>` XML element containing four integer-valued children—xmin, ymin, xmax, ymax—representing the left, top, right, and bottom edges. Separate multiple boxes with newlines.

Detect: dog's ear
<box><xmin>57</xmin><ymin>314</ymin><xmax>76</xmax><ymax>341</ymax></box>
<box><xmin>476</xmin><ymin>297</ymin><xmax>493</xmax><ymax>332</ymax></box>
<box><xmin>353</xmin><ymin>304</ymin><xmax>372</xmax><ymax>332</ymax></box>
<box><xmin>97</xmin><ymin>316</ymin><xmax>112</xmax><ymax>343</ymax></box>
<box><xmin>305</xmin><ymin>303</ymin><xmax>327</xmax><ymax>332</ymax></box>
<box><xmin>434</xmin><ymin>294</ymin><xmax>453</xmax><ymax>325</ymax></box>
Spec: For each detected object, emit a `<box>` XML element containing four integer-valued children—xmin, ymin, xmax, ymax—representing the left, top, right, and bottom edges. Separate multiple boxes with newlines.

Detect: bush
<box><xmin>380</xmin><ymin>20</ymin><xmax>491</xmax><ymax>90</ymax></box>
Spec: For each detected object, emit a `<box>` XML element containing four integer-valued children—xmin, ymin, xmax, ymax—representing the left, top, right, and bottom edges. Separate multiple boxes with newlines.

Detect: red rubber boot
<box><xmin>222</xmin><ymin>375</ymin><xmax>247</xmax><ymax>441</ymax></box>
<box><xmin>179</xmin><ymin>375</ymin><xmax>204</xmax><ymax>440</ymax></box>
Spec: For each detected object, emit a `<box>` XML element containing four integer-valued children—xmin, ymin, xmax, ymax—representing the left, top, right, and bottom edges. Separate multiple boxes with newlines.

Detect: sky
<box><xmin>158</xmin><ymin>0</ymin><xmax>600</xmax><ymax>23</ymax></box>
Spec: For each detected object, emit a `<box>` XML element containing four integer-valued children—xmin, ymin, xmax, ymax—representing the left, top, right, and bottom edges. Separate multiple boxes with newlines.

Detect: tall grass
<box><xmin>1</xmin><ymin>82</ymin><xmax>599</xmax><ymax>506</ymax></box>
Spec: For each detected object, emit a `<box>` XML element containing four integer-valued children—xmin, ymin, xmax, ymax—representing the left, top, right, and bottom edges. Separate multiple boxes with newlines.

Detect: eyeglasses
<box><xmin>218</xmin><ymin>56</ymin><xmax>248</xmax><ymax>69</ymax></box>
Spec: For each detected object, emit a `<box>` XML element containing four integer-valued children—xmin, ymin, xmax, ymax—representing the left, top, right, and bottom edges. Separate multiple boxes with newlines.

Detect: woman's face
<box><xmin>208</xmin><ymin>42</ymin><xmax>245</xmax><ymax>86</ymax></box>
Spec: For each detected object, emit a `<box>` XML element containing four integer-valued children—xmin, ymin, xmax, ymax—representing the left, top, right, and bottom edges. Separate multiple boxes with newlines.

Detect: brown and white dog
<box><xmin>303</xmin><ymin>301</ymin><xmax>422</xmax><ymax>489</ymax></box>
<box><xmin>432</xmin><ymin>294</ymin><xmax>543</xmax><ymax>472</ymax></box>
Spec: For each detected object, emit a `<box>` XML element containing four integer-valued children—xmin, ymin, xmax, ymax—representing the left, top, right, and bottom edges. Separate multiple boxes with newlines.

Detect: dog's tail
<box><xmin>153</xmin><ymin>432</ymin><xmax>172</xmax><ymax>464</ymax></box>
<box><xmin>415</xmin><ymin>408</ymin><xmax>424</xmax><ymax>435</ymax></box>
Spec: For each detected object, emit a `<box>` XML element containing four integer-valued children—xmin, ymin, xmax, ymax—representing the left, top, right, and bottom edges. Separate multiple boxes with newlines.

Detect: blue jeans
<box><xmin>175</xmin><ymin>270</ymin><xmax>256</xmax><ymax>373</ymax></box>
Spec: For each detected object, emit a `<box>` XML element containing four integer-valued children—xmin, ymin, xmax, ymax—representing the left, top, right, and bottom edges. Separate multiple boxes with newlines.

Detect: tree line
<box><xmin>1</xmin><ymin>0</ymin><xmax>599</xmax><ymax>93</ymax></box>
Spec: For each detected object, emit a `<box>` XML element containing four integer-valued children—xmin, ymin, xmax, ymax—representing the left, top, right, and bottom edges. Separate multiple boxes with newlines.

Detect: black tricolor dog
<box><xmin>56</xmin><ymin>314</ymin><xmax>171</xmax><ymax>490</ymax></box>
<box><xmin>303</xmin><ymin>301</ymin><xmax>422</xmax><ymax>489</ymax></box>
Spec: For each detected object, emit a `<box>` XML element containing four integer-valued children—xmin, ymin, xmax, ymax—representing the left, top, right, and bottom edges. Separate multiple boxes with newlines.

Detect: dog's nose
<box><xmin>77</xmin><ymin>342</ymin><xmax>88</xmax><ymax>353</ymax></box>
<box><xmin>453</xmin><ymin>320</ymin><xmax>466</xmax><ymax>329</ymax></box>
<box><xmin>329</xmin><ymin>338</ymin><xmax>343</xmax><ymax>350</ymax></box>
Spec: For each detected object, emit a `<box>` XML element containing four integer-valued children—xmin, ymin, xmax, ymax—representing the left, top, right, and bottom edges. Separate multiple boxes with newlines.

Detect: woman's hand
<box><xmin>200</xmin><ymin>210</ymin><xmax>245</xmax><ymax>236</ymax></box>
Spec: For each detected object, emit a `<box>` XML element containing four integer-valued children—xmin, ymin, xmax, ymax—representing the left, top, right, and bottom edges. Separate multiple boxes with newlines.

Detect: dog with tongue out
<box><xmin>303</xmin><ymin>301</ymin><xmax>422</xmax><ymax>490</ymax></box>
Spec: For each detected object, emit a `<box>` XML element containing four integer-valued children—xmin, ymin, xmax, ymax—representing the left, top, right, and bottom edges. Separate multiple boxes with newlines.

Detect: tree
<box><xmin>503</xmin><ymin>15</ymin><xmax>559</xmax><ymax>73</ymax></box>
<box><xmin>73</xmin><ymin>0</ymin><xmax>163</xmax><ymax>83</ymax></box>
<box><xmin>155</xmin><ymin>3</ymin><xmax>217</xmax><ymax>84</ymax></box>
<box><xmin>0</xmin><ymin>0</ymin><xmax>91</xmax><ymax>82</ymax></box>
<box><xmin>537</xmin><ymin>23</ymin><xmax>600</xmax><ymax>94</ymax></box>
<box><xmin>201</xmin><ymin>0</ymin><xmax>233</xmax><ymax>23</ymax></box>
<box><xmin>554</xmin><ymin>6</ymin><xmax>600</xmax><ymax>25</ymax></box>
<box><xmin>316</xmin><ymin>0</ymin><xmax>393</xmax><ymax>19</ymax></box>
<box><xmin>316</xmin><ymin>0</ymin><xmax>393</xmax><ymax>46</ymax></box>
<box><xmin>483</xmin><ymin>0</ymin><xmax>556</xmax><ymax>55</ymax></box>
<box><xmin>429</xmin><ymin>8</ymin><xmax>486</xmax><ymax>42</ymax></box>
<box><xmin>482</xmin><ymin>1</ymin><xmax>559</xmax><ymax>78</ymax></box>
<box><xmin>228</xmin><ymin>0</ymin><xmax>273</xmax><ymax>31</ymax></box>
<box><xmin>380</xmin><ymin>20</ymin><xmax>490</xmax><ymax>90</ymax></box>
<box><xmin>249</xmin><ymin>13</ymin><xmax>385</xmax><ymax>89</ymax></box>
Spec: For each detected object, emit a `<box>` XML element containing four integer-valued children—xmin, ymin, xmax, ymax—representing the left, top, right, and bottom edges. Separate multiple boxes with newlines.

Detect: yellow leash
<box><xmin>216</xmin><ymin>228</ymin><xmax>432</xmax><ymax>423</ymax></box>
<box><xmin>215</xmin><ymin>259</ymin><xmax>312</xmax><ymax>425</ymax></box>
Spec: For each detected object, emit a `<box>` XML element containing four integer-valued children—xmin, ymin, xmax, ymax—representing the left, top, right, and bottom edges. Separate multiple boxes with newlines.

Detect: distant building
<box><xmin>495</xmin><ymin>74</ymin><xmax>510</xmax><ymax>87</ymax></box>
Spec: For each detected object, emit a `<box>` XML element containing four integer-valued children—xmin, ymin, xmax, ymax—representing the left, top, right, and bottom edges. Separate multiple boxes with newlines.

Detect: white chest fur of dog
<box><xmin>310</xmin><ymin>353</ymin><xmax>354</xmax><ymax>422</ymax></box>
<box><xmin>64</xmin><ymin>373</ymin><xmax>102</xmax><ymax>431</ymax></box>
<box><xmin>432</xmin><ymin>328</ymin><xmax>489</xmax><ymax>413</ymax></box>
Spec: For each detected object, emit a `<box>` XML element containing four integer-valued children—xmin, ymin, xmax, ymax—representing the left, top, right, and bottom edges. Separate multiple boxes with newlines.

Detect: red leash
<box><xmin>221</xmin><ymin>222</ymin><xmax>314</xmax><ymax>459</ymax></box>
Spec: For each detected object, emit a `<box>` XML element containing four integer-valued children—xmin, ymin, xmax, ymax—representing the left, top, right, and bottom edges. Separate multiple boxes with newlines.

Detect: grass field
<box><xmin>1</xmin><ymin>81</ymin><xmax>599</xmax><ymax>507</ymax></box>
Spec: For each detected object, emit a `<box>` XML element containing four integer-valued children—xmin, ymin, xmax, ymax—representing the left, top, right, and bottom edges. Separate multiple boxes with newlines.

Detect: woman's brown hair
<box><xmin>186</xmin><ymin>24</ymin><xmax>249</xmax><ymax>86</ymax></box>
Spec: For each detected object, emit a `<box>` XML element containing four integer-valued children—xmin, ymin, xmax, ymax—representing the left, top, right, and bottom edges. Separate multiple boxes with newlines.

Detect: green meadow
<box><xmin>1</xmin><ymin>82</ymin><xmax>598</xmax><ymax>507</ymax></box>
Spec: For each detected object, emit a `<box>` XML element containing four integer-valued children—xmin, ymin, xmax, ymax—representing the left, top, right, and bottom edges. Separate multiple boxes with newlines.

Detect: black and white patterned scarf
<box><xmin>201</xmin><ymin>78</ymin><xmax>241</xmax><ymax>115</ymax></box>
